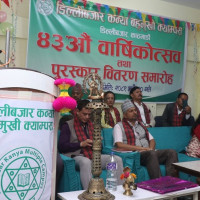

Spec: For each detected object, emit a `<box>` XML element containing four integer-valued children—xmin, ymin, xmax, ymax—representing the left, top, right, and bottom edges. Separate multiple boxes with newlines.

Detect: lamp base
<box><xmin>78</xmin><ymin>178</ymin><xmax>115</xmax><ymax>200</ymax></box>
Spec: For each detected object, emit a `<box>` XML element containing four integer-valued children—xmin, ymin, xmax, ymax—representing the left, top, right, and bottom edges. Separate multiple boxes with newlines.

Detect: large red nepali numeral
<box><xmin>37</xmin><ymin>32</ymin><xmax>50</xmax><ymax>48</ymax></box>
<box><xmin>52</xmin><ymin>34</ymin><xmax>64</xmax><ymax>52</ymax></box>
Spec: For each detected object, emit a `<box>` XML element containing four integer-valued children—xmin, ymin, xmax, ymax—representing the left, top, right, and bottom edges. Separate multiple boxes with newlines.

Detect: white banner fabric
<box><xmin>0</xmin><ymin>98</ymin><xmax>54</xmax><ymax>200</ymax></box>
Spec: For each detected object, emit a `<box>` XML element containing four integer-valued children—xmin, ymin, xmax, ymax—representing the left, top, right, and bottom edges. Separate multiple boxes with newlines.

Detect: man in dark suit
<box><xmin>162</xmin><ymin>92</ymin><xmax>194</xmax><ymax>126</ymax></box>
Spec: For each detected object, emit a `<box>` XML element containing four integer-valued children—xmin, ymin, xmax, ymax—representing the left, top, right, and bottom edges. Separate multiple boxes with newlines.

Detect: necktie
<box><xmin>83</xmin><ymin>124</ymin><xmax>89</xmax><ymax>139</ymax></box>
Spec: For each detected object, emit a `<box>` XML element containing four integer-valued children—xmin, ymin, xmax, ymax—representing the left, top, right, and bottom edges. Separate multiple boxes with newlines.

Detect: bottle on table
<box><xmin>106</xmin><ymin>151</ymin><xmax>117</xmax><ymax>191</ymax></box>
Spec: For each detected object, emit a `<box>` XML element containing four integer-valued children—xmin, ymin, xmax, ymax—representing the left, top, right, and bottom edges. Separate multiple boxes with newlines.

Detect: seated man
<box><xmin>58</xmin><ymin>99</ymin><xmax>123</xmax><ymax>189</ymax></box>
<box><xmin>113</xmin><ymin>99</ymin><xmax>178</xmax><ymax>179</ymax></box>
<box><xmin>71</xmin><ymin>83</ymin><xmax>84</xmax><ymax>102</ymax></box>
<box><xmin>101</xmin><ymin>91</ymin><xmax>121</xmax><ymax>128</ymax></box>
<box><xmin>129</xmin><ymin>86</ymin><xmax>155</xmax><ymax>128</ymax></box>
<box><xmin>59</xmin><ymin>82</ymin><xmax>83</xmax><ymax>119</ymax></box>
<box><xmin>162</xmin><ymin>92</ymin><xmax>194</xmax><ymax>126</ymax></box>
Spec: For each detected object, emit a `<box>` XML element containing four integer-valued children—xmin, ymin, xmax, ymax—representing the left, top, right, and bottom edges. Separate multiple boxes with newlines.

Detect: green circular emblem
<box><xmin>0</xmin><ymin>147</ymin><xmax>47</xmax><ymax>200</ymax></box>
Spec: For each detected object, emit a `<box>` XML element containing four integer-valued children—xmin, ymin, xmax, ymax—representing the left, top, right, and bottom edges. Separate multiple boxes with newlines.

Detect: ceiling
<box><xmin>162</xmin><ymin>0</ymin><xmax>200</xmax><ymax>9</ymax></box>
<box><xmin>14</xmin><ymin>0</ymin><xmax>200</xmax><ymax>19</ymax></box>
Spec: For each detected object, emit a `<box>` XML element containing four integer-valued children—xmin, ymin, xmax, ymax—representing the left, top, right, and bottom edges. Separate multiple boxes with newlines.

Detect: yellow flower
<box><xmin>131</xmin><ymin>173</ymin><xmax>137</xmax><ymax>179</ymax></box>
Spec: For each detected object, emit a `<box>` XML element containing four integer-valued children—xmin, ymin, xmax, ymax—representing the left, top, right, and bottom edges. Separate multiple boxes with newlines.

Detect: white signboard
<box><xmin>0</xmin><ymin>98</ymin><xmax>54</xmax><ymax>200</ymax></box>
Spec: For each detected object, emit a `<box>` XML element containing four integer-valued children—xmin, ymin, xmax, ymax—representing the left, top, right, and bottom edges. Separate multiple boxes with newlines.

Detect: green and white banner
<box><xmin>0</xmin><ymin>99</ymin><xmax>54</xmax><ymax>200</ymax></box>
<box><xmin>27</xmin><ymin>0</ymin><xmax>187</xmax><ymax>102</ymax></box>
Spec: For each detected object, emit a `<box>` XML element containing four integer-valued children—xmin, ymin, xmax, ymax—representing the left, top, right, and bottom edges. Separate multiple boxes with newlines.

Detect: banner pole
<box><xmin>5</xmin><ymin>29</ymin><xmax>10</xmax><ymax>68</ymax></box>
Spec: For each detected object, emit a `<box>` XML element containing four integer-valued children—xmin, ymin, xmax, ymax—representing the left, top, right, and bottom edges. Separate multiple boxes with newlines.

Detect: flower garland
<box><xmin>120</xmin><ymin>172</ymin><xmax>137</xmax><ymax>180</ymax></box>
<box><xmin>120</xmin><ymin>166</ymin><xmax>137</xmax><ymax>180</ymax></box>
<box><xmin>53</xmin><ymin>78</ymin><xmax>77</xmax><ymax>115</ymax></box>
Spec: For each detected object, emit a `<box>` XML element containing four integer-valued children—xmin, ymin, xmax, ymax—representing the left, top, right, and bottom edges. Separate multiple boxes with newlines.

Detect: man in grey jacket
<box><xmin>113</xmin><ymin>99</ymin><xmax>178</xmax><ymax>179</ymax></box>
<box><xmin>58</xmin><ymin>100</ymin><xmax>123</xmax><ymax>189</ymax></box>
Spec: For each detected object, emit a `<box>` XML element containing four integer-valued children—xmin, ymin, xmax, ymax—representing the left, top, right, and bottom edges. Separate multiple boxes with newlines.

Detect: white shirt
<box><xmin>177</xmin><ymin>105</ymin><xmax>190</xmax><ymax>119</ymax></box>
<box><xmin>134</xmin><ymin>102</ymin><xmax>147</xmax><ymax>125</ymax></box>
<box><xmin>113</xmin><ymin>121</ymin><xmax>154</xmax><ymax>145</ymax></box>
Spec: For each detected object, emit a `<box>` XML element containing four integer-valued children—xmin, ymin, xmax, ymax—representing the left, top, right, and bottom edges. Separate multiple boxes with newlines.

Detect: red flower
<box><xmin>120</xmin><ymin>174</ymin><xmax>124</xmax><ymax>180</ymax></box>
<box><xmin>124</xmin><ymin>172</ymin><xmax>130</xmax><ymax>178</ymax></box>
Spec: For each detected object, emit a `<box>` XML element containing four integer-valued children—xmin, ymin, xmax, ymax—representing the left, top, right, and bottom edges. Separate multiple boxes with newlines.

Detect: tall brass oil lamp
<box><xmin>78</xmin><ymin>73</ymin><xmax>115</xmax><ymax>200</ymax></box>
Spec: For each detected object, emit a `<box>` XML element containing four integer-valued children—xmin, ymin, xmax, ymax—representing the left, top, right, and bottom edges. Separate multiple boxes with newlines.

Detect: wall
<box><xmin>0</xmin><ymin>0</ymin><xmax>200</xmax><ymax>118</ymax></box>
<box><xmin>0</xmin><ymin>1</ymin><xmax>29</xmax><ymax>68</ymax></box>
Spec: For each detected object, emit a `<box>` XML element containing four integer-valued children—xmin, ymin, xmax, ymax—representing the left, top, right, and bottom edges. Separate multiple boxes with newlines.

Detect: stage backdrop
<box><xmin>27</xmin><ymin>0</ymin><xmax>187</xmax><ymax>102</ymax></box>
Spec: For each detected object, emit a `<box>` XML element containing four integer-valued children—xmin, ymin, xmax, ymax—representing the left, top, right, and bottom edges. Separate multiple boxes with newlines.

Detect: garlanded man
<box><xmin>58</xmin><ymin>100</ymin><xmax>123</xmax><ymax>189</ymax></box>
<box><xmin>162</xmin><ymin>92</ymin><xmax>194</xmax><ymax>126</ymax></box>
<box><xmin>130</xmin><ymin>86</ymin><xmax>155</xmax><ymax>127</ymax></box>
<box><xmin>113</xmin><ymin>100</ymin><xmax>178</xmax><ymax>179</ymax></box>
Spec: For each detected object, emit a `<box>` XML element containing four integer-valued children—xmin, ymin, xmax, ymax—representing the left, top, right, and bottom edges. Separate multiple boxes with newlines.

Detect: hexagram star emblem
<box><xmin>4</xmin><ymin>157</ymin><xmax>40</xmax><ymax>200</ymax></box>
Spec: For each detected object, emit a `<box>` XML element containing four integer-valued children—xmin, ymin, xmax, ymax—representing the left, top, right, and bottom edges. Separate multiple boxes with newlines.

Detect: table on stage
<box><xmin>58</xmin><ymin>185</ymin><xmax>200</xmax><ymax>200</ymax></box>
<box><xmin>172</xmin><ymin>160</ymin><xmax>200</xmax><ymax>184</ymax></box>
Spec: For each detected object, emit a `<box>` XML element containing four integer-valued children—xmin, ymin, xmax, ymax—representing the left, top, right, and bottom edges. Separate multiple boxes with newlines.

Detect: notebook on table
<box><xmin>137</xmin><ymin>176</ymin><xmax>198</xmax><ymax>194</ymax></box>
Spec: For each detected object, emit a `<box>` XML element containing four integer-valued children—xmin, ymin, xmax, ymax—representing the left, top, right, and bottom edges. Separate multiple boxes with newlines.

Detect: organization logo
<box><xmin>0</xmin><ymin>147</ymin><xmax>47</xmax><ymax>200</ymax></box>
<box><xmin>36</xmin><ymin>0</ymin><xmax>54</xmax><ymax>16</ymax></box>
